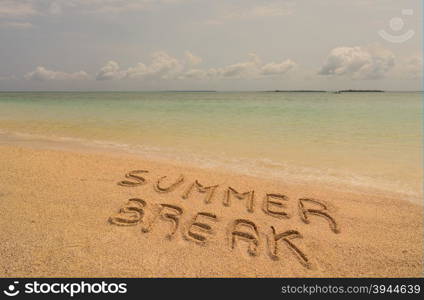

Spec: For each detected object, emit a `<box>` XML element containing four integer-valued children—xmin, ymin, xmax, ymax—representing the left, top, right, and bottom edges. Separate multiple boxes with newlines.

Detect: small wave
<box><xmin>0</xmin><ymin>129</ymin><xmax>421</xmax><ymax>202</ymax></box>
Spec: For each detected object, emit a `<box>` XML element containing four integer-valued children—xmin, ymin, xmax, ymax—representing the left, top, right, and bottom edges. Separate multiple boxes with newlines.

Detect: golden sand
<box><xmin>0</xmin><ymin>145</ymin><xmax>422</xmax><ymax>277</ymax></box>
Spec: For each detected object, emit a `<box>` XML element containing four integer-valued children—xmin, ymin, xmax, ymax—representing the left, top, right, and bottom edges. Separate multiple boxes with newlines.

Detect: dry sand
<box><xmin>0</xmin><ymin>145</ymin><xmax>422</xmax><ymax>277</ymax></box>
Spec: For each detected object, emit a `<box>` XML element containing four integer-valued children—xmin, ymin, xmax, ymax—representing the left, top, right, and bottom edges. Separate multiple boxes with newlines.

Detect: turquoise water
<box><xmin>0</xmin><ymin>91</ymin><xmax>422</xmax><ymax>200</ymax></box>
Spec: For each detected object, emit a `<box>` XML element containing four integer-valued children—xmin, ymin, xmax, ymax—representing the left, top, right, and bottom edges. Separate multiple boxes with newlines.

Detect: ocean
<box><xmin>0</xmin><ymin>91</ymin><xmax>422</xmax><ymax>201</ymax></box>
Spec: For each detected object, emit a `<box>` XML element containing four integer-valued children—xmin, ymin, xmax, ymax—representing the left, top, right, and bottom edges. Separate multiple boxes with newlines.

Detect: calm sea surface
<box><xmin>0</xmin><ymin>91</ymin><xmax>422</xmax><ymax>200</ymax></box>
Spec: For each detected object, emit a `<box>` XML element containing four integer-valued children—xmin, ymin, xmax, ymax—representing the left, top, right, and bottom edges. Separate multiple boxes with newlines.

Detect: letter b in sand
<box><xmin>109</xmin><ymin>198</ymin><xmax>147</xmax><ymax>226</ymax></box>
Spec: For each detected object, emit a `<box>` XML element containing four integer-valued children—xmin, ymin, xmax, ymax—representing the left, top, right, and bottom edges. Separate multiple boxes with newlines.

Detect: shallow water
<box><xmin>0</xmin><ymin>91</ymin><xmax>422</xmax><ymax>200</ymax></box>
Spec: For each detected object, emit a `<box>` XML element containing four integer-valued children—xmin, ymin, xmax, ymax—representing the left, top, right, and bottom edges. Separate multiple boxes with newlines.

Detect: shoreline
<box><xmin>0</xmin><ymin>143</ymin><xmax>422</xmax><ymax>277</ymax></box>
<box><xmin>1</xmin><ymin>130</ymin><xmax>421</xmax><ymax>205</ymax></box>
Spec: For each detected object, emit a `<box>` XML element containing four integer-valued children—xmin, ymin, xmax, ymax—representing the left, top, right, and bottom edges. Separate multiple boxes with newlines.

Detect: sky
<box><xmin>0</xmin><ymin>0</ymin><xmax>422</xmax><ymax>91</ymax></box>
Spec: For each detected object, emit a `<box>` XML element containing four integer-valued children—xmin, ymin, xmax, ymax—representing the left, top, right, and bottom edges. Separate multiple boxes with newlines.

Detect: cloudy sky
<box><xmin>0</xmin><ymin>0</ymin><xmax>422</xmax><ymax>91</ymax></box>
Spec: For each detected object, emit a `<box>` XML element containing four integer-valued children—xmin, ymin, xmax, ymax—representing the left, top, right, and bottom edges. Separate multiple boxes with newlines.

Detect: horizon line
<box><xmin>0</xmin><ymin>89</ymin><xmax>423</xmax><ymax>93</ymax></box>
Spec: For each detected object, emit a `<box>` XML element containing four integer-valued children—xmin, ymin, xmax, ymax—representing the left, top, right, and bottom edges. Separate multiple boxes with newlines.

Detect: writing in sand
<box><xmin>109</xmin><ymin>170</ymin><xmax>340</xmax><ymax>269</ymax></box>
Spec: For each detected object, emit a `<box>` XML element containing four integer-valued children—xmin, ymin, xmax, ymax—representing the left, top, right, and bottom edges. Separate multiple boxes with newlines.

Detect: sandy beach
<box><xmin>0</xmin><ymin>144</ymin><xmax>422</xmax><ymax>277</ymax></box>
<box><xmin>0</xmin><ymin>0</ymin><xmax>422</xmax><ymax>284</ymax></box>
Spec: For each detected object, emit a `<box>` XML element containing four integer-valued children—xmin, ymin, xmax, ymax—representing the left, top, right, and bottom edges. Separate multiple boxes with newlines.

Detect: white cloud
<box><xmin>0</xmin><ymin>0</ymin><xmax>37</xmax><ymax>17</ymax></box>
<box><xmin>36</xmin><ymin>0</ymin><xmax>193</xmax><ymax>15</ymax></box>
<box><xmin>0</xmin><ymin>74</ymin><xmax>16</xmax><ymax>80</ymax></box>
<box><xmin>97</xmin><ymin>51</ymin><xmax>184</xmax><ymax>80</ymax></box>
<box><xmin>0</xmin><ymin>0</ymin><xmax>193</xmax><ymax>19</ymax></box>
<box><xmin>25</xmin><ymin>66</ymin><xmax>89</xmax><ymax>81</ymax></box>
<box><xmin>80</xmin><ymin>0</ymin><xmax>148</xmax><ymax>14</ymax></box>
<box><xmin>179</xmin><ymin>54</ymin><xmax>261</xmax><ymax>79</ymax></box>
<box><xmin>389</xmin><ymin>54</ymin><xmax>423</xmax><ymax>80</ymax></box>
<box><xmin>96</xmin><ymin>60</ymin><xmax>125</xmax><ymax>80</ymax></box>
<box><xmin>206</xmin><ymin>2</ymin><xmax>295</xmax><ymax>24</ymax></box>
<box><xmin>217</xmin><ymin>53</ymin><xmax>262</xmax><ymax>78</ymax></box>
<box><xmin>182</xmin><ymin>53</ymin><xmax>295</xmax><ymax>79</ymax></box>
<box><xmin>225</xmin><ymin>2</ymin><xmax>295</xmax><ymax>19</ymax></box>
<box><xmin>318</xmin><ymin>45</ymin><xmax>395</xmax><ymax>79</ymax></box>
<box><xmin>185</xmin><ymin>51</ymin><xmax>202</xmax><ymax>66</ymax></box>
<box><xmin>181</xmin><ymin>68</ymin><xmax>208</xmax><ymax>79</ymax></box>
<box><xmin>402</xmin><ymin>55</ymin><xmax>422</xmax><ymax>79</ymax></box>
<box><xmin>97</xmin><ymin>51</ymin><xmax>296</xmax><ymax>81</ymax></box>
<box><xmin>142</xmin><ymin>51</ymin><xmax>183</xmax><ymax>78</ymax></box>
<box><xmin>124</xmin><ymin>62</ymin><xmax>148</xmax><ymax>79</ymax></box>
<box><xmin>0</xmin><ymin>21</ymin><xmax>33</xmax><ymax>29</ymax></box>
<box><xmin>261</xmin><ymin>60</ymin><xmax>296</xmax><ymax>76</ymax></box>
